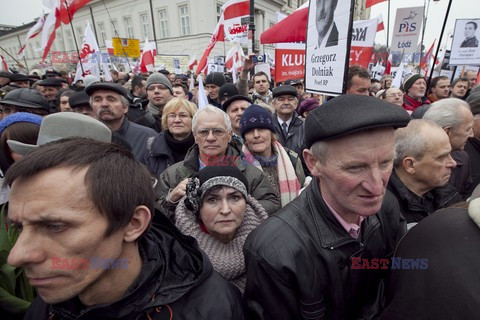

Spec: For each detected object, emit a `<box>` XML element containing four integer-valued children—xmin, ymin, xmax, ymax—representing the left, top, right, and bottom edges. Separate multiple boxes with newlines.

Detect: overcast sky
<box><xmin>0</xmin><ymin>0</ymin><xmax>475</xmax><ymax>51</ymax></box>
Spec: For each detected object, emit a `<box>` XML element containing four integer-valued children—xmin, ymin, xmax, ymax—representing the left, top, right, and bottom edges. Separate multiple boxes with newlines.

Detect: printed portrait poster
<box><xmin>450</xmin><ymin>19</ymin><xmax>480</xmax><ymax>65</ymax></box>
<box><xmin>305</xmin><ymin>0</ymin><xmax>354</xmax><ymax>95</ymax></box>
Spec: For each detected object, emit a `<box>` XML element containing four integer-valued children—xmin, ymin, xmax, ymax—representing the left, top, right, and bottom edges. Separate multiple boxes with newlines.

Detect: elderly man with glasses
<box><xmin>154</xmin><ymin>105</ymin><xmax>280</xmax><ymax>221</ymax></box>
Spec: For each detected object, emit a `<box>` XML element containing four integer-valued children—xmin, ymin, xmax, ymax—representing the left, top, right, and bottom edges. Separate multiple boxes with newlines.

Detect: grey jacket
<box><xmin>116</xmin><ymin>117</ymin><xmax>156</xmax><ymax>161</ymax></box>
<box><xmin>154</xmin><ymin>143</ymin><xmax>281</xmax><ymax>221</ymax></box>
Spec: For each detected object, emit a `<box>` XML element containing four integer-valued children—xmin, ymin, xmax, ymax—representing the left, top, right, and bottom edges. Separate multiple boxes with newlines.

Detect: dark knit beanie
<box><xmin>185</xmin><ymin>165</ymin><xmax>249</xmax><ymax>213</ymax></box>
<box><xmin>205</xmin><ymin>72</ymin><xmax>226</xmax><ymax>87</ymax></box>
<box><xmin>402</xmin><ymin>74</ymin><xmax>424</xmax><ymax>94</ymax></box>
<box><xmin>146</xmin><ymin>72</ymin><xmax>173</xmax><ymax>94</ymax></box>
<box><xmin>239</xmin><ymin>104</ymin><xmax>275</xmax><ymax>138</ymax></box>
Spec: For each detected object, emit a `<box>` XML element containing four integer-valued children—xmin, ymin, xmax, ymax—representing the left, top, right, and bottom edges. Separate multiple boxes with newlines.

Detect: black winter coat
<box><xmin>243</xmin><ymin>178</ymin><xmax>406</xmax><ymax>320</ymax></box>
<box><xmin>23</xmin><ymin>212</ymin><xmax>245</xmax><ymax>320</ymax></box>
<box><xmin>272</xmin><ymin>112</ymin><xmax>305</xmax><ymax>157</ymax></box>
<box><xmin>387</xmin><ymin>172</ymin><xmax>463</xmax><ymax>224</ymax></box>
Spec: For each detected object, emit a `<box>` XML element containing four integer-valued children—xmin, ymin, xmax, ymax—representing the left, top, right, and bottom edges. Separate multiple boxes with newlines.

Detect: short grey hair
<box><xmin>310</xmin><ymin>140</ymin><xmax>329</xmax><ymax>164</ymax></box>
<box><xmin>192</xmin><ymin>105</ymin><xmax>232</xmax><ymax>132</ymax></box>
<box><xmin>393</xmin><ymin>119</ymin><xmax>442</xmax><ymax>168</ymax></box>
<box><xmin>89</xmin><ymin>93</ymin><xmax>130</xmax><ymax>110</ymax></box>
<box><xmin>423</xmin><ymin>98</ymin><xmax>470</xmax><ymax>129</ymax></box>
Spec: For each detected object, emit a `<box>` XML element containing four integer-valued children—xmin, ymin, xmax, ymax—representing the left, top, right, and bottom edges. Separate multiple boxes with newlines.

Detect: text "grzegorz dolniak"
<box><xmin>351</xmin><ymin>257</ymin><xmax>429</xmax><ymax>270</ymax></box>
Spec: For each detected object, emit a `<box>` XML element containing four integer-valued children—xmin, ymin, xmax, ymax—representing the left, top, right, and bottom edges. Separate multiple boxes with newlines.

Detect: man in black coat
<box><xmin>243</xmin><ymin>95</ymin><xmax>410</xmax><ymax>319</ymax></box>
<box><xmin>388</xmin><ymin>119</ymin><xmax>463</xmax><ymax>228</ymax></box>
<box><xmin>5</xmin><ymin>138</ymin><xmax>244</xmax><ymax>320</ymax></box>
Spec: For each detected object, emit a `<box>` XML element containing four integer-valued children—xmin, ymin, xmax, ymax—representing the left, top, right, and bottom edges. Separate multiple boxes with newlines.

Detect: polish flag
<box><xmin>196</xmin><ymin>0</ymin><xmax>249</xmax><ymax>74</ymax></box>
<box><xmin>261</xmin><ymin>2</ymin><xmax>308</xmax><ymax>44</ymax></box>
<box><xmin>420</xmin><ymin>39</ymin><xmax>436</xmax><ymax>76</ymax></box>
<box><xmin>58</xmin><ymin>0</ymin><xmax>92</xmax><ymax>24</ymax></box>
<box><xmin>105</xmin><ymin>40</ymin><xmax>114</xmax><ymax>55</ymax></box>
<box><xmin>196</xmin><ymin>17</ymin><xmax>224</xmax><ymax>74</ymax></box>
<box><xmin>188</xmin><ymin>54</ymin><xmax>198</xmax><ymax>70</ymax></box>
<box><xmin>18</xmin><ymin>15</ymin><xmax>46</xmax><ymax>57</ymax></box>
<box><xmin>366</xmin><ymin>0</ymin><xmax>386</xmax><ymax>8</ymax></box>
<box><xmin>41</xmin><ymin>0</ymin><xmax>62</xmax><ymax>61</ymax></box>
<box><xmin>0</xmin><ymin>54</ymin><xmax>8</xmax><ymax>71</ymax></box>
<box><xmin>196</xmin><ymin>75</ymin><xmax>209</xmax><ymax>109</ymax></box>
<box><xmin>140</xmin><ymin>37</ymin><xmax>156</xmax><ymax>73</ymax></box>
<box><xmin>377</xmin><ymin>15</ymin><xmax>385</xmax><ymax>32</ymax></box>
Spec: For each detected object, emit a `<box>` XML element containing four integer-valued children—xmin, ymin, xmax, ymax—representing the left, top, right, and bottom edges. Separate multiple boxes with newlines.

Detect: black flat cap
<box><xmin>304</xmin><ymin>95</ymin><xmax>410</xmax><ymax>148</ymax></box>
<box><xmin>39</xmin><ymin>78</ymin><xmax>63</xmax><ymax>87</ymax></box>
<box><xmin>222</xmin><ymin>95</ymin><xmax>252</xmax><ymax>112</ymax></box>
<box><xmin>0</xmin><ymin>71</ymin><xmax>12</xmax><ymax>79</ymax></box>
<box><xmin>69</xmin><ymin>91</ymin><xmax>90</xmax><ymax>108</ymax></box>
<box><xmin>273</xmin><ymin>85</ymin><xmax>297</xmax><ymax>98</ymax></box>
<box><xmin>85</xmin><ymin>82</ymin><xmax>127</xmax><ymax>98</ymax></box>
<box><xmin>11</xmin><ymin>73</ymin><xmax>30</xmax><ymax>82</ymax></box>
<box><xmin>219</xmin><ymin>83</ymin><xmax>239</xmax><ymax>100</ymax></box>
<box><xmin>0</xmin><ymin>88</ymin><xmax>50</xmax><ymax>113</ymax></box>
<box><xmin>284</xmin><ymin>79</ymin><xmax>302</xmax><ymax>86</ymax></box>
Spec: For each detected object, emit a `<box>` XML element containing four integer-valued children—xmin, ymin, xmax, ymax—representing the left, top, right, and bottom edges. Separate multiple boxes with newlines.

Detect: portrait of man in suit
<box><xmin>316</xmin><ymin>0</ymin><xmax>339</xmax><ymax>48</ymax></box>
<box><xmin>460</xmin><ymin>21</ymin><xmax>479</xmax><ymax>48</ymax></box>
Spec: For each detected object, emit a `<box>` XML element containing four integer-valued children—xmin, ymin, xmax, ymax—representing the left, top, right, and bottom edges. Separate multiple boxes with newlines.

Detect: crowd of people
<box><xmin>1</xmin><ymin>58</ymin><xmax>480</xmax><ymax>319</ymax></box>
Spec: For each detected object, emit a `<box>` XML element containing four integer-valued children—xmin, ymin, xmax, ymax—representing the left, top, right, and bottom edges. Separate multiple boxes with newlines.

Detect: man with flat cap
<box><xmin>38</xmin><ymin>78</ymin><xmax>64</xmax><ymax>113</ymax></box>
<box><xmin>271</xmin><ymin>85</ymin><xmax>305</xmax><ymax>156</ymax></box>
<box><xmin>0</xmin><ymin>88</ymin><xmax>50</xmax><ymax>117</ymax></box>
<box><xmin>222</xmin><ymin>92</ymin><xmax>252</xmax><ymax>144</ymax></box>
<box><xmin>69</xmin><ymin>91</ymin><xmax>96</xmax><ymax>118</ymax></box>
<box><xmin>86</xmin><ymin>82</ymin><xmax>156</xmax><ymax>160</ymax></box>
<box><xmin>10</xmin><ymin>73</ymin><xmax>30</xmax><ymax>88</ymax></box>
<box><xmin>243</xmin><ymin>95</ymin><xmax>411</xmax><ymax>319</ymax></box>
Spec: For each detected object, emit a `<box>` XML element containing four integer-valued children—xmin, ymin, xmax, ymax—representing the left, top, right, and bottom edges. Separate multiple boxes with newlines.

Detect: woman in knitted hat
<box><xmin>174</xmin><ymin>165</ymin><xmax>268</xmax><ymax>292</ymax></box>
<box><xmin>297</xmin><ymin>98</ymin><xmax>320</xmax><ymax>119</ymax></box>
<box><xmin>240</xmin><ymin>104</ymin><xmax>306</xmax><ymax>207</ymax></box>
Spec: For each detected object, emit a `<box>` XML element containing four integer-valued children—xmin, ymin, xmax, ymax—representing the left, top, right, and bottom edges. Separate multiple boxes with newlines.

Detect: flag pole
<box><xmin>64</xmin><ymin>1</ymin><xmax>85</xmax><ymax>75</ymax></box>
<box><xmin>249</xmin><ymin>0</ymin><xmax>255</xmax><ymax>53</ymax></box>
<box><xmin>16</xmin><ymin>35</ymin><xmax>29</xmax><ymax>72</ymax></box>
<box><xmin>386</xmin><ymin>0</ymin><xmax>390</xmax><ymax>47</ymax></box>
<box><xmin>426</xmin><ymin>0</ymin><xmax>453</xmax><ymax>92</ymax></box>
<box><xmin>0</xmin><ymin>46</ymin><xmax>24</xmax><ymax>68</ymax></box>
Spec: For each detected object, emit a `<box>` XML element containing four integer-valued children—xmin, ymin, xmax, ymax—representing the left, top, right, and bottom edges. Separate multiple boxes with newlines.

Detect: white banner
<box><xmin>222</xmin><ymin>0</ymin><xmax>250</xmax><ymax>44</ymax></box>
<box><xmin>305</xmin><ymin>0</ymin><xmax>354</xmax><ymax>95</ymax></box>
<box><xmin>390</xmin><ymin>7</ymin><xmax>424</xmax><ymax>64</ymax></box>
<box><xmin>449</xmin><ymin>19</ymin><xmax>480</xmax><ymax>66</ymax></box>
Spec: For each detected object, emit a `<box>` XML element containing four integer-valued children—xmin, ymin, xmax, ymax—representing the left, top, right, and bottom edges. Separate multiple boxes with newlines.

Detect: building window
<box><xmin>66</xmin><ymin>30</ymin><xmax>74</xmax><ymax>51</ymax></box>
<box><xmin>124</xmin><ymin>16</ymin><xmax>134</xmax><ymax>39</ymax></box>
<box><xmin>98</xmin><ymin>22</ymin><xmax>107</xmax><ymax>46</ymax></box>
<box><xmin>111</xmin><ymin>19</ymin><xmax>119</xmax><ymax>37</ymax></box>
<box><xmin>158</xmin><ymin>9</ymin><xmax>169</xmax><ymax>39</ymax></box>
<box><xmin>140</xmin><ymin>13</ymin><xmax>151</xmax><ymax>39</ymax></box>
<box><xmin>178</xmin><ymin>4</ymin><xmax>191</xmax><ymax>36</ymax></box>
<box><xmin>216</xmin><ymin>3</ymin><xmax>223</xmax><ymax>22</ymax></box>
<box><xmin>76</xmin><ymin>26</ymin><xmax>83</xmax><ymax>47</ymax></box>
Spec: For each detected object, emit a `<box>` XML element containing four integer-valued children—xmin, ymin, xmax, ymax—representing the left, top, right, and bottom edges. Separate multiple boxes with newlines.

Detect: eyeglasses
<box><xmin>196</xmin><ymin>128</ymin><xmax>227</xmax><ymax>137</ymax></box>
<box><xmin>167</xmin><ymin>112</ymin><xmax>190</xmax><ymax>120</ymax></box>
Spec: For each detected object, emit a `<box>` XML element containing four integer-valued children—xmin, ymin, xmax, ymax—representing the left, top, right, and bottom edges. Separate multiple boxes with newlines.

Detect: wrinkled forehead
<box><xmin>196</xmin><ymin>112</ymin><xmax>227</xmax><ymax>128</ymax></box>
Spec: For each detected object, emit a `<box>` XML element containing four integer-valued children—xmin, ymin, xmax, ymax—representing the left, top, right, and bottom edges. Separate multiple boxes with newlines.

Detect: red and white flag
<box><xmin>222</xmin><ymin>0</ymin><xmax>250</xmax><ymax>44</ymax></box>
<box><xmin>73</xmin><ymin>22</ymin><xmax>112</xmax><ymax>83</ymax></box>
<box><xmin>196</xmin><ymin>17</ymin><xmax>224</xmax><ymax>74</ymax></box>
<box><xmin>105</xmin><ymin>40</ymin><xmax>114</xmax><ymax>55</ymax></box>
<box><xmin>196</xmin><ymin>0</ymin><xmax>250</xmax><ymax>74</ymax></box>
<box><xmin>18</xmin><ymin>15</ymin><xmax>45</xmax><ymax>57</ymax></box>
<box><xmin>0</xmin><ymin>54</ymin><xmax>8</xmax><ymax>71</ymax></box>
<box><xmin>58</xmin><ymin>0</ymin><xmax>92</xmax><ymax>24</ymax></box>
<box><xmin>196</xmin><ymin>75</ymin><xmax>209</xmax><ymax>109</ymax></box>
<box><xmin>261</xmin><ymin>2</ymin><xmax>308</xmax><ymax>44</ymax></box>
<box><xmin>377</xmin><ymin>15</ymin><xmax>385</xmax><ymax>32</ymax></box>
<box><xmin>140</xmin><ymin>37</ymin><xmax>156</xmax><ymax>73</ymax></box>
<box><xmin>366</xmin><ymin>0</ymin><xmax>386</xmax><ymax>8</ymax></box>
<box><xmin>188</xmin><ymin>54</ymin><xmax>198</xmax><ymax>70</ymax></box>
<box><xmin>420</xmin><ymin>39</ymin><xmax>436</xmax><ymax>76</ymax></box>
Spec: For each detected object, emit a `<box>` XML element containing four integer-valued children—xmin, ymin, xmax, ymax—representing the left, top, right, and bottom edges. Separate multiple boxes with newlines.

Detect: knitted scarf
<box><xmin>242</xmin><ymin>141</ymin><xmax>300</xmax><ymax>207</ymax></box>
<box><xmin>175</xmin><ymin>195</ymin><xmax>268</xmax><ymax>292</ymax></box>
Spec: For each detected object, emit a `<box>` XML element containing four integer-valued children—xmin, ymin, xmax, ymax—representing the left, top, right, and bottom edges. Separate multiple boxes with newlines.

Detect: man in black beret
<box><xmin>69</xmin><ymin>91</ymin><xmax>95</xmax><ymax>118</ymax></box>
<box><xmin>244</xmin><ymin>94</ymin><xmax>411</xmax><ymax>319</ymax></box>
<box><xmin>271</xmin><ymin>85</ymin><xmax>305</xmax><ymax>156</ymax></box>
<box><xmin>10</xmin><ymin>73</ymin><xmax>30</xmax><ymax>88</ymax></box>
<box><xmin>222</xmin><ymin>94</ymin><xmax>252</xmax><ymax>143</ymax></box>
<box><xmin>86</xmin><ymin>82</ymin><xmax>156</xmax><ymax>160</ymax></box>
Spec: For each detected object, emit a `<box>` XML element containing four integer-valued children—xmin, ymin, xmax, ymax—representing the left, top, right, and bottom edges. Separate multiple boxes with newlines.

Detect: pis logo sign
<box><xmin>398</xmin><ymin>10</ymin><xmax>419</xmax><ymax>33</ymax></box>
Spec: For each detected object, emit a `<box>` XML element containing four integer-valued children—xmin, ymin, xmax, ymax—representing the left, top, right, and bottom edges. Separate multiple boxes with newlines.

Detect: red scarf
<box><xmin>402</xmin><ymin>94</ymin><xmax>430</xmax><ymax>112</ymax></box>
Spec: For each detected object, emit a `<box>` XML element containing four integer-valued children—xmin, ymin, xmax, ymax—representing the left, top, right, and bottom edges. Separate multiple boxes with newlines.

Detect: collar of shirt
<box><xmin>277</xmin><ymin>117</ymin><xmax>292</xmax><ymax>129</ymax></box>
<box><xmin>323</xmin><ymin>196</ymin><xmax>364</xmax><ymax>239</ymax></box>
